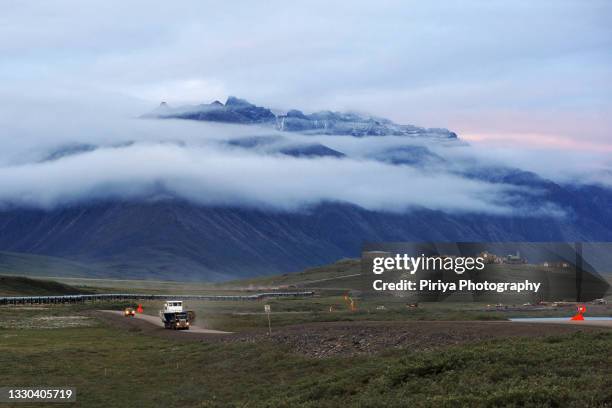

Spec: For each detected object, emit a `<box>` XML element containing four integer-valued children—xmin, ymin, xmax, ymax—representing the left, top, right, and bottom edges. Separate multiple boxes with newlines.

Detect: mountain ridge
<box><xmin>0</xmin><ymin>98</ymin><xmax>609</xmax><ymax>281</ymax></box>
<box><xmin>0</xmin><ymin>186</ymin><xmax>611</xmax><ymax>281</ymax></box>
<box><xmin>145</xmin><ymin>96</ymin><xmax>458</xmax><ymax>138</ymax></box>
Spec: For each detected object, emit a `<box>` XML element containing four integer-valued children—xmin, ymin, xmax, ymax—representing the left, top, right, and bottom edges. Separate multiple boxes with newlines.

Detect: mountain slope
<box><xmin>1</xmin><ymin>98</ymin><xmax>610</xmax><ymax>282</ymax></box>
<box><xmin>0</xmin><ymin>275</ymin><xmax>89</xmax><ymax>296</ymax></box>
<box><xmin>0</xmin><ymin>251</ymin><xmax>107</xmax><ymax>278</ymax></box>
<box><xmin>0</xmin><ymin>189</ymin><xmax>610</xmax><ymax>281</ymax></box>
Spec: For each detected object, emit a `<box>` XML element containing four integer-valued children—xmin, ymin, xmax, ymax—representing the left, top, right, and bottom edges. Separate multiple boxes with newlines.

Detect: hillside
<box><xmin>1</xmin><ymin>97</ymin><xmax>611</xmax><ymax>282</ymax></box>
<box><xmin>0</xmin><ymin>251</ymin><xmax>107</xmax><ymax>279</ymax></box>
<box><xmin>226</xmin><ymin>258</ymin><xmax>612</xmax><ymax>303</ymax></box>
<box><xmin>0</xmin><ymin>275</ymin><xmax>90</xmax><ymax>296</ymax></box>
<box><xmin>224</xmin><ymin>258</ymin><xmax>362</xmax><ymax>288</ymax></box>
<box><xmin>0</xmin><ymin>190</ymin><xmax>611</xmax><ymax>281</ymax></box>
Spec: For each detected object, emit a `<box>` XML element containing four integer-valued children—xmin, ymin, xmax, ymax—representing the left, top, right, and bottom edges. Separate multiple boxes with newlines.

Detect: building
<box><xmin>504</xmin><ymin>251</ymin><xmax>527</xmax><ymax>264</ymax></box>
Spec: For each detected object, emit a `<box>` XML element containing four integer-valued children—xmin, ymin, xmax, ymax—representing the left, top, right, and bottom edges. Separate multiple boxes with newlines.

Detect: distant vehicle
<box><xmin>159</xmin><ymin>300</ymin><xmax>193</xmax><ymax>330</ymax></box>
<box><xmin>124</xmin><ymin>307</ymin><xmax>136</xmax><ymax>317</ymax></box>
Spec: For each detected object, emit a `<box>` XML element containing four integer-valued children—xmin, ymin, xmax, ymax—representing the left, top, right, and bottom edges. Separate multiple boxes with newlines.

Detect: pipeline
<box><xmin>0</xmin><ymin>291</ymin><xmax>314</xmax><ymax>305</ymax></box>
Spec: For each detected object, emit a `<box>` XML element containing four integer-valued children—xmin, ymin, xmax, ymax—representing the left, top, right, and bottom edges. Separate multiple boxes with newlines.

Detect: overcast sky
<box><xmin>1</xmin><ymin>0</ymin><xmax>610</xmax><ymax>150</ymax></box>
<box><xmin>0</xmin><ymin>1</ymin><xmax>611</xmax><ymax>213</ymax></box>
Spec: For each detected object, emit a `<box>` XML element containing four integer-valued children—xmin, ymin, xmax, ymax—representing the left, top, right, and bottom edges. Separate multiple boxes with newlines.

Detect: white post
<box><xmin>264</xmin><ymin>304</ymin><xmax>271</xmax><ymax>335</ymax></box>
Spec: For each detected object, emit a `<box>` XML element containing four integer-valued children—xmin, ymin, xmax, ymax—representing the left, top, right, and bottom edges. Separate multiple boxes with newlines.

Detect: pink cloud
<box><xmin>463</xmin><ymin>132</ymin><xmax>612</xmax><ymax>152</ymax></box>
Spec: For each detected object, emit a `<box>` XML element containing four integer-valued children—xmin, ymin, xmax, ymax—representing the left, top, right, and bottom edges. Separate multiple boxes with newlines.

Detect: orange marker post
<box><xmin>570</xmin><ymin>305</ymin><xmax>586</xmax><ymax>321</ymax></box>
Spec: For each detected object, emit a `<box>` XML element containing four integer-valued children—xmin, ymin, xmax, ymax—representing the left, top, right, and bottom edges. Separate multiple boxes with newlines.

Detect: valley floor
<box><xmin>0</xmin><ymin>299</ymin><xmax>611</xmax><ymax>407</ymax></box>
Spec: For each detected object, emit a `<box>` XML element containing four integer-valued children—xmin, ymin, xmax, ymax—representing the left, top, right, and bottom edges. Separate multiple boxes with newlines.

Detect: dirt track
<box><xmin>101</xmin><ymin>310</ymin><xmax>231</xmax><ymax>333</ymax></box>
<box><xmin>93</xmin><ymin>311</ymin><xmax>610</xmax><ymax>357</ymax></box>
<box><xmin>510</xmin><ymin>318</ymin><xmax>612</xmax><ymax>328</ymax></box>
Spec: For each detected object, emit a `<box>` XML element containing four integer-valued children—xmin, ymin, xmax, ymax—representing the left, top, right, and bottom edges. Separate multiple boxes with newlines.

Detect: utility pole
<box><xmin>575</xmin><ymin>242</ymin><xmax>583</xmax><ymax>302</ymax></box>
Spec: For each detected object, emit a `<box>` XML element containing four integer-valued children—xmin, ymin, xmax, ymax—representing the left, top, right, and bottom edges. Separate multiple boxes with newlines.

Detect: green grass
<box><xmin>0</xmin><ymin>276</ymin><xmax>92</xmax><ymax>296</ymax></box>
<box><xmin>0</xmin><ymin>250</ymin><xmax>225</xmax><ymax>282</ymax></box>
<box><xmin>222</xmin><ymin>258</ymin><xmax>362</xmax><ymax>287</ymax></box>
<box><xmin>0</xmin><ymin>308</ymin><xmax>610</xmax><ymax>408</ymax></box>
<box><xmin>33</xmin><ymin>277</ymin><xmax>231</xmax><ymax>295</ymax></box>
<box><xmin>103</xmin><ymin>297</ymin><xmax>507</xmax><ymax>332</ymax></box>
<box><xmin>0</xmin><ymin>251</ymin><xmax>106</xmax><ymax>279</ymax></box>
<box><xmin>4</xmin><ymin>255</ymin><xmax>608</xmax><ymax>304</ymax></box>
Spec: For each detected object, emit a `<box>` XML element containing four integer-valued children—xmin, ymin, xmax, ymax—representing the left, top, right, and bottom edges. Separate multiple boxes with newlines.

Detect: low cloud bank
<box><xmin>0</xmin><ymin>94</ymin><xmax>608</xmax><ymax>216</ymax></box>
<box><xmin>0</xmin><ymin>142</ymin><xmax>520</xmax><ymax>214</ymax></box>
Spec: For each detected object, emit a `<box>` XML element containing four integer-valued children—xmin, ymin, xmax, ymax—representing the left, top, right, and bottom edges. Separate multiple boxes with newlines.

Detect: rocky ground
<box><xmin>223</xmin><ymin>320</ymin><xmax>608</xmax><ymax>357</ymax></box>
<box><xmin>0</xmin><ymin>314</ymin><xmax>95</xmax><ymax>329</ymax></box>
<box><xmin>93</xmin><ymin>311</ymin><xmax>609</xmax><ymax>358</ymax></box>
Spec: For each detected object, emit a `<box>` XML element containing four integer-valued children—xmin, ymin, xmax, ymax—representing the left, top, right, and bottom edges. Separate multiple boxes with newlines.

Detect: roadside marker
<box><xmin>264</xmin><ymin>304</ymin><xmax>271</xmax><ymax>335</ymax></box>
<box><xmin>570</xmin><ymin>305</ymin><xmax>586</xmax><ymax>321</ymax></box>
<box><xmin>344</xmin><ymin>293</ymin><xmax>356</xmax><ymax>311</ymax></box>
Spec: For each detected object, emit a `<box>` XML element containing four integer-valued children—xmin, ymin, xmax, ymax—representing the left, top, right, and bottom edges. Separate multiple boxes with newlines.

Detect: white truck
<box><xmin>159</xmin><ymin>300</ymin><xmax>194</xmax><ymax>330</ymax></box>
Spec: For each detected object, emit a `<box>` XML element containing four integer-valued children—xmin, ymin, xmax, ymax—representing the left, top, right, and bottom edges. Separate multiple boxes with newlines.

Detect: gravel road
<box><xmin>100</xmin><ymin>310</ymin><xmax>231</xmax><ymax>334</ymax></box>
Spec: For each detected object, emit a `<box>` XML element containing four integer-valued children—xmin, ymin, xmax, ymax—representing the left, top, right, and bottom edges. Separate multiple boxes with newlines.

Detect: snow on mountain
<box><xmin>146</xmin><ymin>97</ymin><xmax>458</xmax><ymax>139</ymax></box>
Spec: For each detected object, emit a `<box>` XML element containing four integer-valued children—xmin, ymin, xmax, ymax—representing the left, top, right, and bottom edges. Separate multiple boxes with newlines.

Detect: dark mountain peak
<box><xmin>225</xmin><ymin>96</ymin><xmax>252</xmax><ymax>107</ymax></box>
<box><xmin>144</xmin><ymin>97</ymin><xmax>458</xmax><ymax>139</ymax></box>
<box><xmin>146</xmin><ymin>96</ymin><xmax>275</xmax><ymax>124</ymax></box>
<box><xmin>226</xmin><ymin>136</ymin><xmax>345</xmax><ymax>158</ymax></box>
<box><xmin>279</xmin><ymin>143</ymin><xmax>346</xmax><ymax>158</ymax></box>
<box><xmin>226</xmin><ymin>135</ymin><xmax>283</xmax><ymax>148</ymax></box>
<box><xmin>286</xmin><ymin>109</ymin><xmax>307</xmax><ymax>119</ymax></box>
<box><xmin>373</xmin><ymin>145</ymin><xmax>445</xmax><ymax>167</ymax></box>
<box><xmin>307</xmin><ymin>110</ymin><xmax>338</xmax><ymax>120</ymax></box>
<box><xmin>42</xmin><ymin>143</ymin><xmax>97</xmax><ymax>162</ymax></box>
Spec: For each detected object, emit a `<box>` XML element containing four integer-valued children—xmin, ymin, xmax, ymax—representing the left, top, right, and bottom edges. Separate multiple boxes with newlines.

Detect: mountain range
<box><xmin>145</xmin><ymin>96</ymin><xmax>458</xmax><ymax>138</ymax></box>
<box><xmin>0</xmin><ymin>97</ymin><xmax>610</xmax><ymax>281</ymax></box>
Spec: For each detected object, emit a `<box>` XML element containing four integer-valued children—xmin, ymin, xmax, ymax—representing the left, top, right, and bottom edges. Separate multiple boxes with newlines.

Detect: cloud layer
<box><xmin>0</xmin><ymin>94</ymin><xmax>609</xmax><ymax>216</ymax></box>
<box><xmin>0</xmin><ymin>142</ymin><xmax>511</xmax><ymax>213</ymax></box>
<box><xmin>1</xmin><ymin>1</ymin><xmax>610</xmax><ymax>213</ymax></box>
<box><xmin>1</xmin><ymin>1</ymin><xmax>611</xmax><ymax>149</ymax></box>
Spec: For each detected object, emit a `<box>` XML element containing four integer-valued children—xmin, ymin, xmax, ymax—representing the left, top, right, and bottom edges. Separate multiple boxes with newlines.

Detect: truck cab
<box><xmin>159</xmin><ymin>300</ymin><xmax>191</xmax><ymax>330</ymax></box>
<box><xmin>163</xmin><ymin>311</ymin><xmax>190</xmax><ymax>329</ymax></box>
